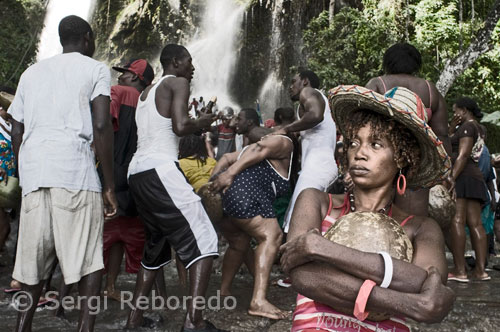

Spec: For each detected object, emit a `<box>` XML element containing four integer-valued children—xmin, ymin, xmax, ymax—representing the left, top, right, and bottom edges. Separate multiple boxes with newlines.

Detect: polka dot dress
<box><xmin>223</xmin><ymin>159</ymin><xmax>290</xmax><ymax>219</ymax></box>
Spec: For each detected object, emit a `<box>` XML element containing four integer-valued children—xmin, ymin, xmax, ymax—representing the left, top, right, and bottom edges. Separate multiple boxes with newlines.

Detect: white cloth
<box><xmin>283</xmin><ymin>90</ymin><xmax>338</xmax><ymax>232</ymax></box>
<box><xmin>8</xmin><ymin>53</ymin><xmax>110</xmax><ymax>196</ymax></box>
<box><xmin>128</xmin><ymin>75</ymin><xmax>180</xmax><ymax>175</ymax></box>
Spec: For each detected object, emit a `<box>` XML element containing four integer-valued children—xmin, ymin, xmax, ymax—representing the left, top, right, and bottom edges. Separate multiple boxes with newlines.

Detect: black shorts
<box><xmin>455</xmin><ymin>175</ymin><xmax>488</xmax><ymax>205</ymax></box>
<box><xmin>128</xmin><ymin>164</ymin><xmax>218</xmax><ymax>269</ymax></box>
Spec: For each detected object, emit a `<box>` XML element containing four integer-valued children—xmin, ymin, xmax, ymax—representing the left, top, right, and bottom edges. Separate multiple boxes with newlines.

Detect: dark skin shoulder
<box><xmin>140</xmin><ymin>76</ymin><xmax>215</xmax><ymax>136</ymax></box>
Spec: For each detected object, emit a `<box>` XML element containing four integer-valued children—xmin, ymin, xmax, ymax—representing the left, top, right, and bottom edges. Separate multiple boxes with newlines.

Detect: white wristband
<box><xmin>378</xmin><ymin>251</ymin><xmax>393</xmax><ymax>288</ymax></box>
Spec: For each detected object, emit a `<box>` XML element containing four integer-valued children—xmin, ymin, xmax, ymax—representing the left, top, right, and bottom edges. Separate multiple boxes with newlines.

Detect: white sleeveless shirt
<box><xmin>128</xmin><ymin>75</ymin><xmax>180</xmax><ymax>175</ymax></box>
<box><xmin>296</xmin><ymin>90</ymin><xmax>337</xmax><ymax>181</ymax></box>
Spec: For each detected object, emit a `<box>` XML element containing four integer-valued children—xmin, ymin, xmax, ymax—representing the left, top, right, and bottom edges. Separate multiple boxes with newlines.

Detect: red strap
<box><xmin>400</xmin><ymin>215</ymin><xmax>415</xmax><ymax>227</ymax></box>
<box><xmin>425</xmin><ymin>80</ymin><xmax>432</xmax><ymax>106</ymax></box>
<box><xmin>354</xmin><ymin>279</ymin><xmax>376</xmax><ymax>321</ymax></box>
<box><xmin>378</xmin><ymin>76</ymin><xmax>387</xmax><ymax>93</ymax></box>
<box><xmin>325</xmin><ymin>194</ymin><xmax>334</xmax><ymax>216</ymax></box>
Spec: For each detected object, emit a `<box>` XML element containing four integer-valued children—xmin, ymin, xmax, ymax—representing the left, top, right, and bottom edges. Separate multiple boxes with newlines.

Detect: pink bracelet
<box><xmin>353</xmin><ymin>279</ymin><xmax>376</xmax><ymax>321</ymax></box>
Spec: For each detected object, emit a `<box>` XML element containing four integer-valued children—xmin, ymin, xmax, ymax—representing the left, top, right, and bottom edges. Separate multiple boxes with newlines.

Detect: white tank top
<box><xmin>296</xmin><ymin>90</ymin><xmax>337</xmax><ymax>178</ymax></box>
<box><xmin>128</xmin><ymin>75</ymin><xmax>180</xmax><ymax>175</ymax></box>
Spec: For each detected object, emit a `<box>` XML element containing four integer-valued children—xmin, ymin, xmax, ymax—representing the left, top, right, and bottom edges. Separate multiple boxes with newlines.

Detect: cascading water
<box><xmin>187</xmin><ymin>0</ymin><xmax>250</xmax><ymax>110</ymax></box>
<box><xmin>257</xmin><ymin>0</ymin><xmax>289</xmax><ymax>119</ymax></box>
<box><xmin>37</xmin><ymin>0</ymin><xmax>96</xmax><ymax>61</ymax></box>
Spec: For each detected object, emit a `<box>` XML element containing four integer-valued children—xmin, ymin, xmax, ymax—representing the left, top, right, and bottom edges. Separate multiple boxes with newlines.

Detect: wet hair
<box><xmin>383</xmin><ymin>43</ymin><xmax>422</xmax><ymax>75</ymax></box>
<box><xmin>178</xmin><ymin>134</ymin><xmax>209</xmax><ymax>165</ymax></box>
<box><xmin>455</xmin><ymin>97</ymin><xmax>483</xmax><ymax>119</ymax></box>
<box><xmin>240</xmin><ymin>108</ymin><xmax>260</xmax><ymax>127</ymax></box>
<box><xmin>160</xmin><ymin>44</ymin><xmax>188</xmax><ymax>67</ymax></box>
<box><xmin>274</xmin><ymin>107</ymin><xmax>295</xmax><ymax>125</ymax></box>
<box><xmin>342</xmin><ymin>109</ymin><xmax>421</xmax><ymax>180</ymax></box>
<box><xmin>298</xmin><ymin>69</ymin><xmax>320</xmax><ymax>89</ymax></box>
<box><xmin>58</xmin><ymin>15</ymin><xmax>93</xmax><ymax>46</ymax></box>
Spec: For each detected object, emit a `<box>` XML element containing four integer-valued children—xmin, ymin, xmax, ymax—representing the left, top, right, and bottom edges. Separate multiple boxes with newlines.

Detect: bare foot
<box><xmin>471</xmin><ymin>270</ymin><xmax>490</xmax><ymax>280</ymax></box>
<box><xmin>220</xmin><ymin>288</ymin><xmax>232</xmax><ymax>297</ymax></box>
<box><xmin>248</xmin><ymin>299</ymin><xmax>289</xmax><ymax>320</ymax></box>
<box><xmin>104</xmin><ymin>287</ymin><xmax>121</xmax><ymax>302</ymax></box>
<box><xmin>10</xmin><ymin>279</ymin><xmax>21</xmax><ymax>289</ymax></box>
<box><xmin>448</xmin><ymin>269</ymin><xmax>467</xmax><ymax>279</ymax></box>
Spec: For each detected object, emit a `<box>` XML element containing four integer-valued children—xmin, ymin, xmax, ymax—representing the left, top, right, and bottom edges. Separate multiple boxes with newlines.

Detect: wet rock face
<box><xmin>90</xmin><ymin>0</ymin><xmax>328</xmax><ymax>111</ymax></box>
<box><xmin>92</xmin><ymin>0</ymin><xmax>195</xmax><ymax>66</ymax></box>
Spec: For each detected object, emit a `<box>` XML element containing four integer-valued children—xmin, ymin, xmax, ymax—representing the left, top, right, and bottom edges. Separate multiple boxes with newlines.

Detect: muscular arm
<box><xmin>282</xmin><ymin>189</ymin><xmax>454</xmax><ymax>323</ymax></box>
<box><xmin>92</xmin><ymin>95</ymin><xmax>114</xmax><ymax>191</ymax></box>
<box><xmin>224</xmin><ymin>136</ymin><xmax>291</xmax><ymax>177</ymax></box>
<box><xmin>282</xmin><ymin>88</ymin><xmax>324</xmax><ymax>134</ymax></box>
<box><xmin>211</xmin><ymin>151</ymin><xmax>239</xmax><ymax>176</ymax></box>
<box><xmin>164</xmin><ymin>78</ymin><xmax>216</xmax><ymax>136</ymax></box>
<box><xmin>211</xmin><ymin>136</ymin><xmax>292</xmax><ymax>192</ymax></box>
<box><xmin>451</xmin><ymin>136</ymin><xmax>473</xmax><ymax>180</ymax></box>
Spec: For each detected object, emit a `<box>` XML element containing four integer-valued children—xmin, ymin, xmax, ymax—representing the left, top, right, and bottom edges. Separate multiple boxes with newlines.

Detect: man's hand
<box><xmin>210</xmin><ymin>171</ymin><xmax>235</xmax><ymax>194</ymax></box>
<box><xmin>443</xmin><ymin>175</ymin><xmax>456</xmax><ymax>200</ymax></box>
<box><xmin>449</xmin><ymin>114</ymin><xmax>462</xmax><ymax>135</ymax></box>
<box><xmin>197</xmin><ymin>113</ymin><xmax>217</xmax><ymax>130</ymax></box>
<box><xmin>279</xmin><ymin>228</ymin><xmax>322</xmax><ymax>274</ymax></box>
<box><xmin>102</xmin><ymin>189</ymin><xmax>118</xmax><ymax>220</ymax></box>
<box><xmin>416</xmin><ymin>267</ymin><xmax>455</xmax><ymax>323</ymax></box>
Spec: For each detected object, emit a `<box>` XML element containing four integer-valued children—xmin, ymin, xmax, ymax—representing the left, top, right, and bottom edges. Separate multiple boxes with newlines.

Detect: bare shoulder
<box><xmin>297</xmin><ymin>188</ymin><xmax>329</xmax><ymax>206</ymax></box>
<box><xmin>365</xmin><ymin>77</ymin><xmax>380</xmax><ymax>91</ymax></box>
<box><xmin>393</xmin><ymin>204</ymin><xmax>443</xmax><ymax>243</ymax></box>
<box><xmin>300</xmin><ymin>86</ymin><xmax>321</xmax><ymax>101</ymax></box>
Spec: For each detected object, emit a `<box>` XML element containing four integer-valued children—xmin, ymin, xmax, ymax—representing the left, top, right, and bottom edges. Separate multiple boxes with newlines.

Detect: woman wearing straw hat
<box><xmin>280</xmin><ymin>86</ymin><xmax>455</xmax><ymax>331</ymax></box>
<box><xmin>447</xmin><ymin>97</ymin><xmax>490</xmax><ymax>282</ymax></box>
<box><xmin>366</xmin><ymin>43</ymin><xmax>452</xmax><ymax>217</ymax></box>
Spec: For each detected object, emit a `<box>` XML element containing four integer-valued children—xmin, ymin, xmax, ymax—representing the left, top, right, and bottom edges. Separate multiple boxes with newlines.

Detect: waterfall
<box><xmin>37</xmin><ymin>0</ymin><xmax>96</xmax><ymax>61</ymax></box>
<box><xmin>257</xmin><ymin>0</ymin><xmax>288</xmax><ymax>119</ymax></box>
<box><xmin>187</xmin><ymin>0</ymin><xmax>250</xmax><ymax>110</ymax></box>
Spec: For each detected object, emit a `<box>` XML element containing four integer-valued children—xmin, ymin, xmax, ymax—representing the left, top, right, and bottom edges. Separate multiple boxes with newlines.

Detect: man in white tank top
<box><xmin>275</xmin><ymin>69</ymin><xmax>338</xmax><ymax>233</ymax></box>
<box><xmin>125</xmin><ymin>44</ymin><xmax>226</xmax><ymax>332</ymax></box>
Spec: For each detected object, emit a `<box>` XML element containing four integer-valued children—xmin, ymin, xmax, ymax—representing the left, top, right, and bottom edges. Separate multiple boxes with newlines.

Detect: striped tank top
<box><xmin>292</xmin><ymin>194</ymin><xmax>413</xmax><ymax>332</ymax></box>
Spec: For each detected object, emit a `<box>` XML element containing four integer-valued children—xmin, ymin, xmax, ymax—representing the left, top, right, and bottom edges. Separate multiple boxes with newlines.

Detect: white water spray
<box><xmin>257</xmin><ymin>0</ymin><xmax>287</xmax><ymax>119</ymax></box>
<box><xmin>187</xmin><ymin>0</ymin><xmax>250</xmax><ymax>110</ymax></box>
<box><xmin>37</xmin><ymin>0</ymin><xmax>96</xmax><ymax>61</ymax></box>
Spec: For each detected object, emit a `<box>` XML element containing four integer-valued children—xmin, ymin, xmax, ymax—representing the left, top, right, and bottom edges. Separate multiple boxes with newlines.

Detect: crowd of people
<box><xmin>1</xmin><ymin>14</ymin><xmax>500</xmax><ymax>332</ymax></box>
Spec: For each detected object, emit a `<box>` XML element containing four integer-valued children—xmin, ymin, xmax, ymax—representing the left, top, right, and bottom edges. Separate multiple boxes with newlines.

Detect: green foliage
<box><xmin>0</xmin><ymin>0</ymin><xmax>46</xmax><ymax>90</ymax></box>
<box><xmin>303</xmin><ymin>9</ymin><xmax>400</xmax><ymax>89</ymax></box>
<box><xmin>303</xmin><ymin>0</ymin><xmax>500</xmax><ymax>152</ymax></box>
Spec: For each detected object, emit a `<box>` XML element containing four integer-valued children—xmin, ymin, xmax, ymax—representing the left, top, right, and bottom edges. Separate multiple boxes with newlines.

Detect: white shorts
<box><xmin>13</xmin><ymin>188</ymin><xmax>104</xmax><ymax>285</ymax></box>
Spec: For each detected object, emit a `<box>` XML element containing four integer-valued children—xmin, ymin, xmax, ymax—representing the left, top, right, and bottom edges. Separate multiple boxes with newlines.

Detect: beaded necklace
<box><xmin>348</xmin><ymin>192</ymin><xmax>393</xmax><ymax>215</ymax></box>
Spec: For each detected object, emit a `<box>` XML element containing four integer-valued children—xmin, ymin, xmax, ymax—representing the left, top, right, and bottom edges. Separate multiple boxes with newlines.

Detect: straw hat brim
<box><xmin>328</xmin><ymin>85</ymin><xmax>451</xmax><ymax>188</ymax></box>
<box><xmin>0</xmin><ymin>92</ymin><xmax>14</xmax><ymax>109</ymax></box>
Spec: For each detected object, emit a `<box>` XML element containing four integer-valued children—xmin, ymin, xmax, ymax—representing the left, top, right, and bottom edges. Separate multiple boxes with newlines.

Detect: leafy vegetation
<box><xmin>303</xmin><ymin>0</ymin><xmax>500</xmax><ymax>152</ymax></box>
<box><xmin>0</xmin><ymin>0</ymin><xmax>46</xmax><ymax>91</ymax></box>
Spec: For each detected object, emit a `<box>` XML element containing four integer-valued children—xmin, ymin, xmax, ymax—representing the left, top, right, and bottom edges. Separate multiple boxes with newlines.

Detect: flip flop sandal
<box><xmin>37</xmin><ymin>295</ymin><xmax>57</xmax><ymax>307</ymax></box>
<box><xmin>3</xmin><ymin>288</ymin><xmax>21</xmax><ymax>294</ymax></box>
<box><xmin>182</xmin><ymin>320</ymin><xmax>228</xmax><ymax>332</ymax></box>
<box><xmin>447</xmin><ymin>273</ymin><xmax>469</xmax><ymax>283</ymax></box>
<box><xmin>474</xmin><ymin>275</ymin><xmax>491</xmax><ymax>281</ymax></box>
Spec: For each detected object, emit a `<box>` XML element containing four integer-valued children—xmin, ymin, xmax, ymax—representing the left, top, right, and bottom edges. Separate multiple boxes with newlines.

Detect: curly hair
<box><xmin>178</xmin><ymin>134</ymin><xmax>209</xmax><ymax>165</ymax></box>
<box><xmin>341</xmin><ymin>109</ymin><xmax>421</xmax><ymax>180</ymax></box>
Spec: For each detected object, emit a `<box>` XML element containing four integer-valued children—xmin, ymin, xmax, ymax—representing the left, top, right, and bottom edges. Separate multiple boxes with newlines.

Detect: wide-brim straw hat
<box><xmin>328</xmin><ymin>85</ymin><xmax>451</xmax><ymax>188</ymax></box>
<box><xmin>0</xmin><ymin>91</ymin><xmax>14</xmax><ymax>109</ymax></box>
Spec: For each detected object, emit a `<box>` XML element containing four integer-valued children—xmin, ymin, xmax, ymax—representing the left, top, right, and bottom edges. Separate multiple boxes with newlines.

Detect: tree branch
<box><xmin>436</xmin><ymin>0</ymin><xmax>500</xmax><ymax>96</ymax></box>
